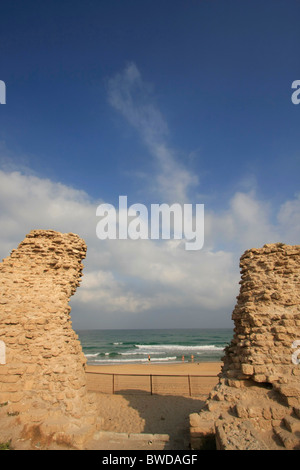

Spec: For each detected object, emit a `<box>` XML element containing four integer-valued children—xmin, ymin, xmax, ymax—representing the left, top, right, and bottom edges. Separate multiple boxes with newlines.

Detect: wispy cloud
<box><xmin>0</xmin><ymin>66</ymin><xmax>299</xmax><ymax>329</ymax></box>
<box><xmin>107</xmin><ymin>62</ymin><xmax>198</xmax><ymax>203</ymax></box>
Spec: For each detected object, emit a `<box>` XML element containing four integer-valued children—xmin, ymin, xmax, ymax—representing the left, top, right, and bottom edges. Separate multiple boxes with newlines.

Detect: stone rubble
<box><xmin>190</xmin><ymin>243</ymin><xmax>300</xmax><ymax>450</ymax></box>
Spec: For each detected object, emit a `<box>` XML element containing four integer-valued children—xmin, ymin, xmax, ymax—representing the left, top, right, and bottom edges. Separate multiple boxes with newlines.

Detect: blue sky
<box><xmin>0</xmin><ymin>0</ymin><xmax>299</xmax><ymax>329</ymax></box>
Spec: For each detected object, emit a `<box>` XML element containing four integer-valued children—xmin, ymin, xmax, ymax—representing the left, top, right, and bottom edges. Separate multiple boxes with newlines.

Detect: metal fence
<box><xmin>86</xmin><ymin>371</ymin><xmax>218</xmax><ymax>397</ymax></box>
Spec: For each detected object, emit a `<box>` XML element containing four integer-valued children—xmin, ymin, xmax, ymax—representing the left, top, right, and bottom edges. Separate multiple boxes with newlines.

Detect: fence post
<box><xmin>188</xmin><ymin>375</ymin><xmax>191</xmax><ymax>397</ymax></box>
<box><xmin>150</xmin><ymin>374</ymin><xmax>153</xmax><ymax>395</ymax></box>
<box><xmin>112</xmin><ymin>374</ymin><xmax>115</xmax><ymax>394</ymax></box>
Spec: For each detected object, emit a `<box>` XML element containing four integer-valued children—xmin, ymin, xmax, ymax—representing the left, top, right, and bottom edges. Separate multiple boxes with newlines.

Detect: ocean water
<box><xmin>76</xmin><ymin>329</ymin><xmax>233</xmax><ymax>365</ymax></box>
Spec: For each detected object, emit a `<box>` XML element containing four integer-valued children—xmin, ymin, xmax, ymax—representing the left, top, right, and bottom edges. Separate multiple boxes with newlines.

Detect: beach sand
<box><xmin>85</xmin><ymin>362</ymin><xmax>221</xmax><ymax>449</ymax></box>
<box><xmin>86</xmin><ymin>361</ymin><xmax>222</xmax><ymax>376</ymax></box>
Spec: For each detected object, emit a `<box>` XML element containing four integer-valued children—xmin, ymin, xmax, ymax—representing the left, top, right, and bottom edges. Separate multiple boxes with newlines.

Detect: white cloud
<box><xmin>277</xmin><ymin>193</ymin><xmax>300</xmax><ymax>244</ymax></box>
<box><xmin>76</xmin><ymin>270</ymin><xmax>152</xmax><ymax>313</ymax></box>
<box><xmin>0</xmin><ymin>168</ymin><xmax>238</xmax><ymax>327</ymax></box>
<box><xmin>205</xmin><ymin>190</ymin><xmax>282</xmax><ymax>252</ymax></box>
<box><xmin>0</xmin><ymin>167</ymin><xmax>299</xmax><ymax>329</ymax></box>
<box><xmin>0</xmin><ymin>170</ymin><xmax>95</xmax><ymax>251</ymax></box>
<box><xmin>107</xmin><ymin>62</ymin><xmax>198</xmax><ymax>203</ymax></box>
<box><xmin>2</xmin><ymin>58</ymin><xmax>300</xmax><ymax>329</ymax></box>
<box><xmin>107</xmin><ymin>62</ymin><xmax>169</xmax><ymax>143</ymax></box>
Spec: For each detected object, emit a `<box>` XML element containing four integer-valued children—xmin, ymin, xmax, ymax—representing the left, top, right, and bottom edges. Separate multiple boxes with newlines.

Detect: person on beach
<box><xmin>182</xmin><ymin>355</ymin><xmax>184</xmax><ymax>362</ymax></box>
<box><xmin>191</xmin><ymin>354</ymin><xmax>194</xmax><ymax>363</ymax></box>
<box><xmin>148</xmin><ymin>354</ymin><xmax>151</xmax><ymax>363</ymax></box>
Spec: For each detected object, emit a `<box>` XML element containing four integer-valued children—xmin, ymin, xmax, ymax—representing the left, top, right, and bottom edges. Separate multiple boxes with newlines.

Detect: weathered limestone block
<box><xmin>190</xmin><ymin>243</ymin><xmax>300</xmax><ymax>450</ymax></box>
<box><xmin>0</xmin><ymin>230</ymin><xmax>101</xmax><ymax>449</ymax></box>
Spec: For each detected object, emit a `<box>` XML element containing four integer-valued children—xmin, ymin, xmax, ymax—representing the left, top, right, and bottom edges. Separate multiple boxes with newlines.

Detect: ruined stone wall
<box><xmin>224</xmin><ymin>243</ymin><xmax>300</xmax><ymax>387</ymax></box>
<box><xmin>0</xmin><ymin>230</ymin><xmax>101</xmax><ymax>449</ymax></box>
<box><xmin>190</xmin><ymin>243</ymin><xmax>300</xmax><ymax>450</ymax></box>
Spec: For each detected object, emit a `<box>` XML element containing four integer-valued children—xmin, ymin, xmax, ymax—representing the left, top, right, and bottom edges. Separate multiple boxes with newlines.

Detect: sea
<box><xmin>76</xmin><ymin>329</ymin><xmax>233</xmax><ymax>365</ymax></box>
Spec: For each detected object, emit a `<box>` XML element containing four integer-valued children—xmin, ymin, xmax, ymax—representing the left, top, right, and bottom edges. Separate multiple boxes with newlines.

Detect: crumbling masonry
<box><xmin>1</xmin><ymin>232</ymin><xmax>299</xmax><ymax>450</ymax></box>
<box><xmin>0</xmin><ymin>230</ymin><xmax>101</xmax><ymax>449</ymax></box>
<box><xmin>190</xmin><ymin>243</ymin><xmax>300</xmax><ymax>450</ymax></box>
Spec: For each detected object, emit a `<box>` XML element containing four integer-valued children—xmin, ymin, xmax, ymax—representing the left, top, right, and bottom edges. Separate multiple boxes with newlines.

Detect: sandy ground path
<box><xmin>85</xmin><ymin>362</ymin><xmax>221</xmax><ymax>450</ymax></box>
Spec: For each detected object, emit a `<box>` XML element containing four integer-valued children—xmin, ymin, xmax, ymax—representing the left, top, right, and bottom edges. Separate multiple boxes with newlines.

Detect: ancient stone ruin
<box><xmin>190</xmin><ymin>243</ymin><xmax>300</xmax><ymax>450</ymax></box>
<box><xmin>1</xmin><ymin>231</ymin><xmax>300</xmax><ymax>451</ymax></box>
<box><xmin>0</xmin><ymin>230</ymin><xmax>101</xmax><ymax>449</ymax></box>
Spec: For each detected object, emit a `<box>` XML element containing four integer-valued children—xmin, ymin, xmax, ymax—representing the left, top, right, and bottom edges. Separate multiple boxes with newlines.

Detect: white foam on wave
<box><xmin>135</xmin><ymin>344</ymin><xmax>224</xmax><ymax>352</ymax></box>
<box><xmin>89</xmin><ymin>356</ymin><xmax>177</xmax><ymax>364</ymax></box>
<box><xmin>121</xmin><ymin>351</ymin><xmax>162</xmax><ymax>356</ymax></box>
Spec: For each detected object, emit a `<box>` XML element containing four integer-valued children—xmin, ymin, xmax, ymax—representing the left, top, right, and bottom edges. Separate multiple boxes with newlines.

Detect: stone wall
<box><xmin>190</xmin><ymin>243</ymin><xmax>300</xmax><ymax>450</ymax></box>
<box><xmin>0</xmin><ymin>230</ymin><xmax>101</xmax><ymax>449</ymax></box>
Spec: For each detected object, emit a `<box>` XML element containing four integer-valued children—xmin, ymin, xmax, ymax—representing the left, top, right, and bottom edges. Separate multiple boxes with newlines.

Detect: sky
<box><xmin>0</xmin><ymin>0</ymin><xmax>299</xmax><ymax>330</ymax></box>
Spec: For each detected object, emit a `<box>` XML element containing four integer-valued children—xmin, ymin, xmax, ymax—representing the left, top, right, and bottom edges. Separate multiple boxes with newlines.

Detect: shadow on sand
<box><xmin>115</xmin><ymin>389</ymin><xmax>207</xmax><ymax>449</ymax></box>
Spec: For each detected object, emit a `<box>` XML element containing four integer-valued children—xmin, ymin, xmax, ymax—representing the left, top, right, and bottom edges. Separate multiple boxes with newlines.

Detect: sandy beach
<box><xmin>86</xmin><ymin>361</ymin><xmax>222</xmax><ymax>375</ymax></box>
<box><xmin>86</xmin><ymin>362</ymin><xmax>221</xmax><ymax>396</ymax></box>
<box><xmin>85</xmin><ymin>362</ymin><xmax>221</xmax><ymax>449</ymax></box>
